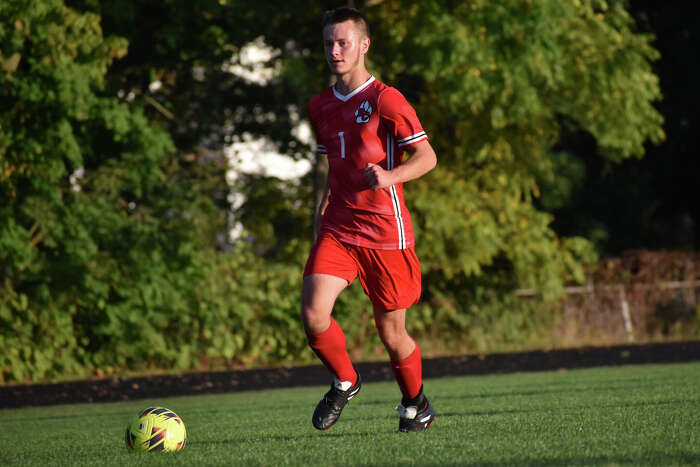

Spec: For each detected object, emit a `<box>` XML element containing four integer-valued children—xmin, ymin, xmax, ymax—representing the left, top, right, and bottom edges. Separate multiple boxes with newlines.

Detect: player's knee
<box><xmin>301</xmin><ymin>305</ymin><xmax>329</xmax><ymax>334</ymax></box>
<box><xmin>377</xmin><ymin>326</ymin><xmax>407</xmax><ymax>351</ymax></box>
<box><xmin>300</xmin><ymin>305</ymin><xmax>315</xmax><ymax>327</ymax></box>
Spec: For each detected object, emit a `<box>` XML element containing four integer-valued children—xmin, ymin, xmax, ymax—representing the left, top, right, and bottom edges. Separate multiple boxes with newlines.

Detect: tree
<box><xmin>547</xmin><ymin>1</ymin><xmax>700</xmax><ymax>254</ymax></box>
<box><xmin>66</xmin><ymin>0</ymin><xmax>334</xmax><ymax>255</ymax></box>
<box><xmin>0</xmin><ymin>0</ymin><xmax>667</xmax><ymax>380</ymax></box>
<box><xmin>0</xmin><ymin>0</ymin><xmax>223</xmax><ymax>381</ymax></box>
<box><xmin>363</xmin><ymin>0</ymin><xmax>663</xmax><ymax>298</ymax></box>
<box><xmin>70</xmin><ymin>0</ymin><xmax>665</xmax><ymax>306</ymax></box>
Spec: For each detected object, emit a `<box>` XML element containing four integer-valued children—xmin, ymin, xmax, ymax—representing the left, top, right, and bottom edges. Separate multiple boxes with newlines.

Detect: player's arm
<box><xmin>363</xmin><ymin>140</ymin><xmax>437</xmax><ymax>190</ymax></box>
<box><xmin>307</xmin><ymin>105</ymin><xmax>331</xmax><ymax>237</ymax></box>
<box><xmin>315</xmin><ymin>178</ymin><xmax>331</xmax><ymax>237</ymax></box>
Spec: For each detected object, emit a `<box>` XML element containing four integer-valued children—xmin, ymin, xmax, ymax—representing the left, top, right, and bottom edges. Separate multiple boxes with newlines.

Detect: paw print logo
<box><xmin>355</xmin><ymin>100</ymin><xmax>372</xmax><ymax>123</ymax></box>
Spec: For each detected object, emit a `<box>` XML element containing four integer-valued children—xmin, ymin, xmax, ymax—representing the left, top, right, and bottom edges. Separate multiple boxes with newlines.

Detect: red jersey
<box><xmin>307</xmin><ymin>76</ymin><xmax>428</xmax><ymax>250</ymax></box>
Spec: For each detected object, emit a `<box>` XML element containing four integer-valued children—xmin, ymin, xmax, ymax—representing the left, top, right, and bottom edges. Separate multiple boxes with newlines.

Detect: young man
<box><xmin>302</xmin><ymin>7</ymin><xmax>437</xmax><ymax>432</ymax></box>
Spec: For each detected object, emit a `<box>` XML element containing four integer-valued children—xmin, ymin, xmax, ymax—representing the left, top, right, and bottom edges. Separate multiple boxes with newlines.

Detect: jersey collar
<box><xmin>332</xmin><ymin>75</ymin><xmax>375</xmax><ymax>102</ymax></box>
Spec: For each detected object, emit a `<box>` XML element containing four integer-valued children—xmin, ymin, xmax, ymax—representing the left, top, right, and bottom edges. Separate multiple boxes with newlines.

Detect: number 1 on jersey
<box><xmin>338</xmin><ymin>132</ymin><xmax>345</xmax><ymax>159</ymax></box>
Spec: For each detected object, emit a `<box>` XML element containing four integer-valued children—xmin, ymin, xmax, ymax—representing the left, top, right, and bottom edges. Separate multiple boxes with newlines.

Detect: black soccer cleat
<box><xmin>312</xmin><ymin>373</ymin><xmax>361</xmax><ymax>430</ymax></box>
<box><xmin>396</xmin><ymin>388</ymin><xmax>436</xmax><ymax>432</ymax></box>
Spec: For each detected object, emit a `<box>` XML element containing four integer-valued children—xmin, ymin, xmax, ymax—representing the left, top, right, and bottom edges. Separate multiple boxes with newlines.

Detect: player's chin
<box><xmin>328</xmin><ymin>62</ymin><xmax>345</xmax><ymax>73</ymax></box>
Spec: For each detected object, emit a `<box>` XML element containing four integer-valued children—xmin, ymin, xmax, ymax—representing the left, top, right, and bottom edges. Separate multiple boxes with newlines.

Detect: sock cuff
<box><xmin>307</xmin><ymin>318</ymin><xmax>340</xmax><ymax>347</ymax></box>
<box><xmin>391</xmin><ymin>340</ymin><xmax>420</xmax><ymax>367</ymax></box>
<box><xmin>401</xmin><ymin>385</ymin><xmax>425</xmax><ymax>407</ymax></box>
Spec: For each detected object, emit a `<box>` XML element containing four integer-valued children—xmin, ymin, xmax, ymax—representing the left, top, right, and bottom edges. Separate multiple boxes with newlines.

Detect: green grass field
<box><xmin>1</xmin><ymin>362</ymin><xmax>698</xmax><ymax>466</ymax></box>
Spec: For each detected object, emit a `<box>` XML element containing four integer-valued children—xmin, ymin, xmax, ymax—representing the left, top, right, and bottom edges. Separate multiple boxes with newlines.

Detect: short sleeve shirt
<box><xmin>307</xmin><ymin>76</ymin><xmax>428</xmax><ymax>250</ymax></box>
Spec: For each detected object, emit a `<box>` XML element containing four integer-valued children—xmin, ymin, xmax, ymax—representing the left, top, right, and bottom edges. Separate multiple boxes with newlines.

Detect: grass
<box><xmin>1</xmin><ymin>362</ymin><xmax>698</xmax><ymax>466</ymax></box>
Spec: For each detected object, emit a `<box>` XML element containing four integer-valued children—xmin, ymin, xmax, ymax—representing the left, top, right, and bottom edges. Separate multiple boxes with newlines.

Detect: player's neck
<box><xmin>333</xmin><ymin>69</ymin><xmax>372</xmax><ymax>96</ymax></box>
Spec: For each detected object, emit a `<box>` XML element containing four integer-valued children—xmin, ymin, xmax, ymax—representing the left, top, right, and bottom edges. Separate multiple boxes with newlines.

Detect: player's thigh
<box><xmin>302</xmin><ymin>273</ymin><xmax>348</xmax><ymax>314</ymax></box>
<box><xmin>302</xmin><ymin>232</ymin><xmax>358</xmax><ymax>314</ymax></box>
<box><xmin>302</xmin><ymin>232</ymin><xmax>358</xmax><ymax>326</ymax></box>
<box><xmin>301</xmin><ymin>273</ymin><xmax>349</xmax><ymax>333</ymax></box>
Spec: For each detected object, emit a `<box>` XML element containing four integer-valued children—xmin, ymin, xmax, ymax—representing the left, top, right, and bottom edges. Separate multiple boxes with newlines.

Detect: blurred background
<box><xmin>1</xmin><ymin>0</ymin><xmax>698</xmax><ymax>384</ymax></box>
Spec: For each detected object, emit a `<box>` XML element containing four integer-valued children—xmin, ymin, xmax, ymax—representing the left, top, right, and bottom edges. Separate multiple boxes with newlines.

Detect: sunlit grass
<box><xmin>1</xmin><ymin>362</ymin><xmax>698</xmax><ymax>466</ymax></box>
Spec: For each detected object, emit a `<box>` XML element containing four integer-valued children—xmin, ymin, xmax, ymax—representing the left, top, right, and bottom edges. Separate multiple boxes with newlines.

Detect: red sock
<box><xmin>391</xmin><ymin>341</ymin><xmax>423</xmax><ymax>401</ymax></box>
<box><xmin>307</xmin><ymin>318</ymin><xmax>357</xmax><ymax>384</ymax></box>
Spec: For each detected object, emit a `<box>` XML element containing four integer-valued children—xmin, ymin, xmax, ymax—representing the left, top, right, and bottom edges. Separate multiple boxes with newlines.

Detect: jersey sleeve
<box><xmin>377</xmin><ymin>88</ymin><xmax>428</xmax><ymax>148</ymax></box>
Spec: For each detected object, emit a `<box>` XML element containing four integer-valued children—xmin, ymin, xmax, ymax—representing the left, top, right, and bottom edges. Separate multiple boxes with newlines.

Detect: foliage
<box><xmin>550</xmin><ymin>2</ymin><xmax>700</xmax><ymax>254</ymax></box>
<box><xmin>189</xmin><ymin>246</ymin><xmax>310</xmax><ymax>369</ymax></box>
<box><xmin>368</xmin><ymin>0</ymin><xmax>663</xmax><ymax>299</ymax></box>
<box><xmin>0</xmin><ymin>0</ymin><xmax>669</xmax><ymax>382</ymax></box>
<box><xmin>66</xmin><ymin>0</ymin><xmax>325</xmax><ymax>158</ymax></box>
<box><xmin>0</xmin><ymin>0</ymin><xmax>222</xmax><ymax>381</ymax></box>
<box><xmin>67</xmin><ymin>0</ymin><xmax>664</xmax><ymax>300</ymax></box>
<box><xmin>231</xmin><ymin>173</ymin><xmax>313</xmax><ymax>260</ymax></box>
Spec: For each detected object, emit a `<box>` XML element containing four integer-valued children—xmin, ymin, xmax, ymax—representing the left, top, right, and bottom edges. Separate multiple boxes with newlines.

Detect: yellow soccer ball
<box><xmin>124</xmin><ymin>406</ymin><xmax>187</xmax><ymax>452</ymax></box>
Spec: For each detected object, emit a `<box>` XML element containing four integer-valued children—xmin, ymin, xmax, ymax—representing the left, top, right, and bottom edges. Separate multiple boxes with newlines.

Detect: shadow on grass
<box><xmin>434</xmin><ymin>380</ymin><xmax>670</xmax><ymax>403</ymax></box>
<box><xmin>190</xmin><ymin>429</ymin><xmax>389</xmax><ymax>445</ymax></box>
<box><xmin>1</xmin><ymin>410</ymin><xmax>132</xmax><ymax>424</ymax></box>
<box><xmin>434</xmin><ymin>398</ymin><xmax>700</xmax><ymax>422</ymax></box>
<box><xmin>438</xmin><ymin>407</ymin><xmax>543</xmax><ymax>418</ymax></box>
<box><xmin>455</xmin><ymin>451</ymin><xmax>700</xmax><ymax>466</ymax></box>
<box><xmin>597</xmin><ymin>398</ymin><xmax>700</xmax><ymax>410</ymax></box>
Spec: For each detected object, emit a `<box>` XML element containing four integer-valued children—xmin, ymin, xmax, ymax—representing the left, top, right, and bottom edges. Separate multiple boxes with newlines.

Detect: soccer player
<box><xmin>302</xmin><ymin>7</ymin><xmax>437</xmax><ymax>432</ymax></box>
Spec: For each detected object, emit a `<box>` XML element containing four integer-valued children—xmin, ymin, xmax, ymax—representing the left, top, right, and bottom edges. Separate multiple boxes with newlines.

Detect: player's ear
<box><xmin>361</xmin><ymin>36</ymin><xmax>370</xmax><ymax>55</ymax></box>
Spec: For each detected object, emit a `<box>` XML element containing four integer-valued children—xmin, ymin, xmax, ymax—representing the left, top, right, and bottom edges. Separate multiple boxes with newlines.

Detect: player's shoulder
<box><xmin>369</xmin><ymin>78</ymin><xmax>399</xmax><ymax>100</ymax></box>
<box><xmin>308</xmin><ymin>87</ymin><xmax>334</xmax><ymax>107</ymax></box>
<box><xmin>373</xmin><ymin>80</ymin><xmax>411</xmax><ymax>112</ymax></box>
<box><xmin>307</xmin><ymin>87</ymin><xmax>334</xmax><ymax>120</ymax></box>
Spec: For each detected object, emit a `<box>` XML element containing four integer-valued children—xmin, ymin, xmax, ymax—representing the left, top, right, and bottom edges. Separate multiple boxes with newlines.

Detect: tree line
<box><xmin>0</xmin><ymin>0</ymin><xmax>676</xmax><ymax>382</ymax></box>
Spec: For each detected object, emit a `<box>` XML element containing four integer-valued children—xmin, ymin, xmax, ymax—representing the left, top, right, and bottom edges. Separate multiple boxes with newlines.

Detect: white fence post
<box><xmin>618</xmin><ymin>285</ymin><xmax>634</xmax><ymax>342</ymax></box>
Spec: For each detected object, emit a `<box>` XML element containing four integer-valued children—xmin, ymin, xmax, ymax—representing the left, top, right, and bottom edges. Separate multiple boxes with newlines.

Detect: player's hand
<box><xmin>363</xmin><ymin>163</ymin><xmax>393</xmax><ymax>190</ymax></box>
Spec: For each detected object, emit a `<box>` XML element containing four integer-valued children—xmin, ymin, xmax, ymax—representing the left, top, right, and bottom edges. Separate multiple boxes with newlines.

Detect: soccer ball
<box><xmin>124</xmin><ymin>406</ymin><xmax>187</xmax><ymax>452</ymax></box>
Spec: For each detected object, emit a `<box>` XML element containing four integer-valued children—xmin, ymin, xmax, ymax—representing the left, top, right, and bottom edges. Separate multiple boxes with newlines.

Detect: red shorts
<box><xmin>303</xmin><ymin>231</ymin><xmax>422</xmax><ymax>311</ymax></box>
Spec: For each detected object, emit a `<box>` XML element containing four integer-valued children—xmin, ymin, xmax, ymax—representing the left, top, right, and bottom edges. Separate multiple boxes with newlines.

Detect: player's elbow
<box><xmin>424</xmin><ymin>146</ymin><xmax>437</xmax><ymax>172</ymax></box>
<box><xmin>408</xmin><ymin>141</ymin><xmax>437</xmax><ymax>177</ymax></box>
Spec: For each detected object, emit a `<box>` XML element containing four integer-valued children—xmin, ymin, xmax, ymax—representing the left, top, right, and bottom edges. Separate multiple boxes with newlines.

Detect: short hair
<box><xmin>322</xmin><ymin>7</ymin><xmax>370</xmax><ymax>38</ymax></box>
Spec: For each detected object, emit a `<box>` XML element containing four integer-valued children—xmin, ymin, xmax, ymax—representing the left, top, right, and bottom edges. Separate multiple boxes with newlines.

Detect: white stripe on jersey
<box><xmin>397</xmin><ymin>131</ymin><xmax>427</xmax><ymax>147</ymax></box>
<box><xmin>386</xmin><ymin>133</ymin><xmax>406</xmax><ymax>249</ymax></box>
<box><xmin>338</xmin><ymin>132</ymin><xmax>345</xmax><ymax>158</ymax></box>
